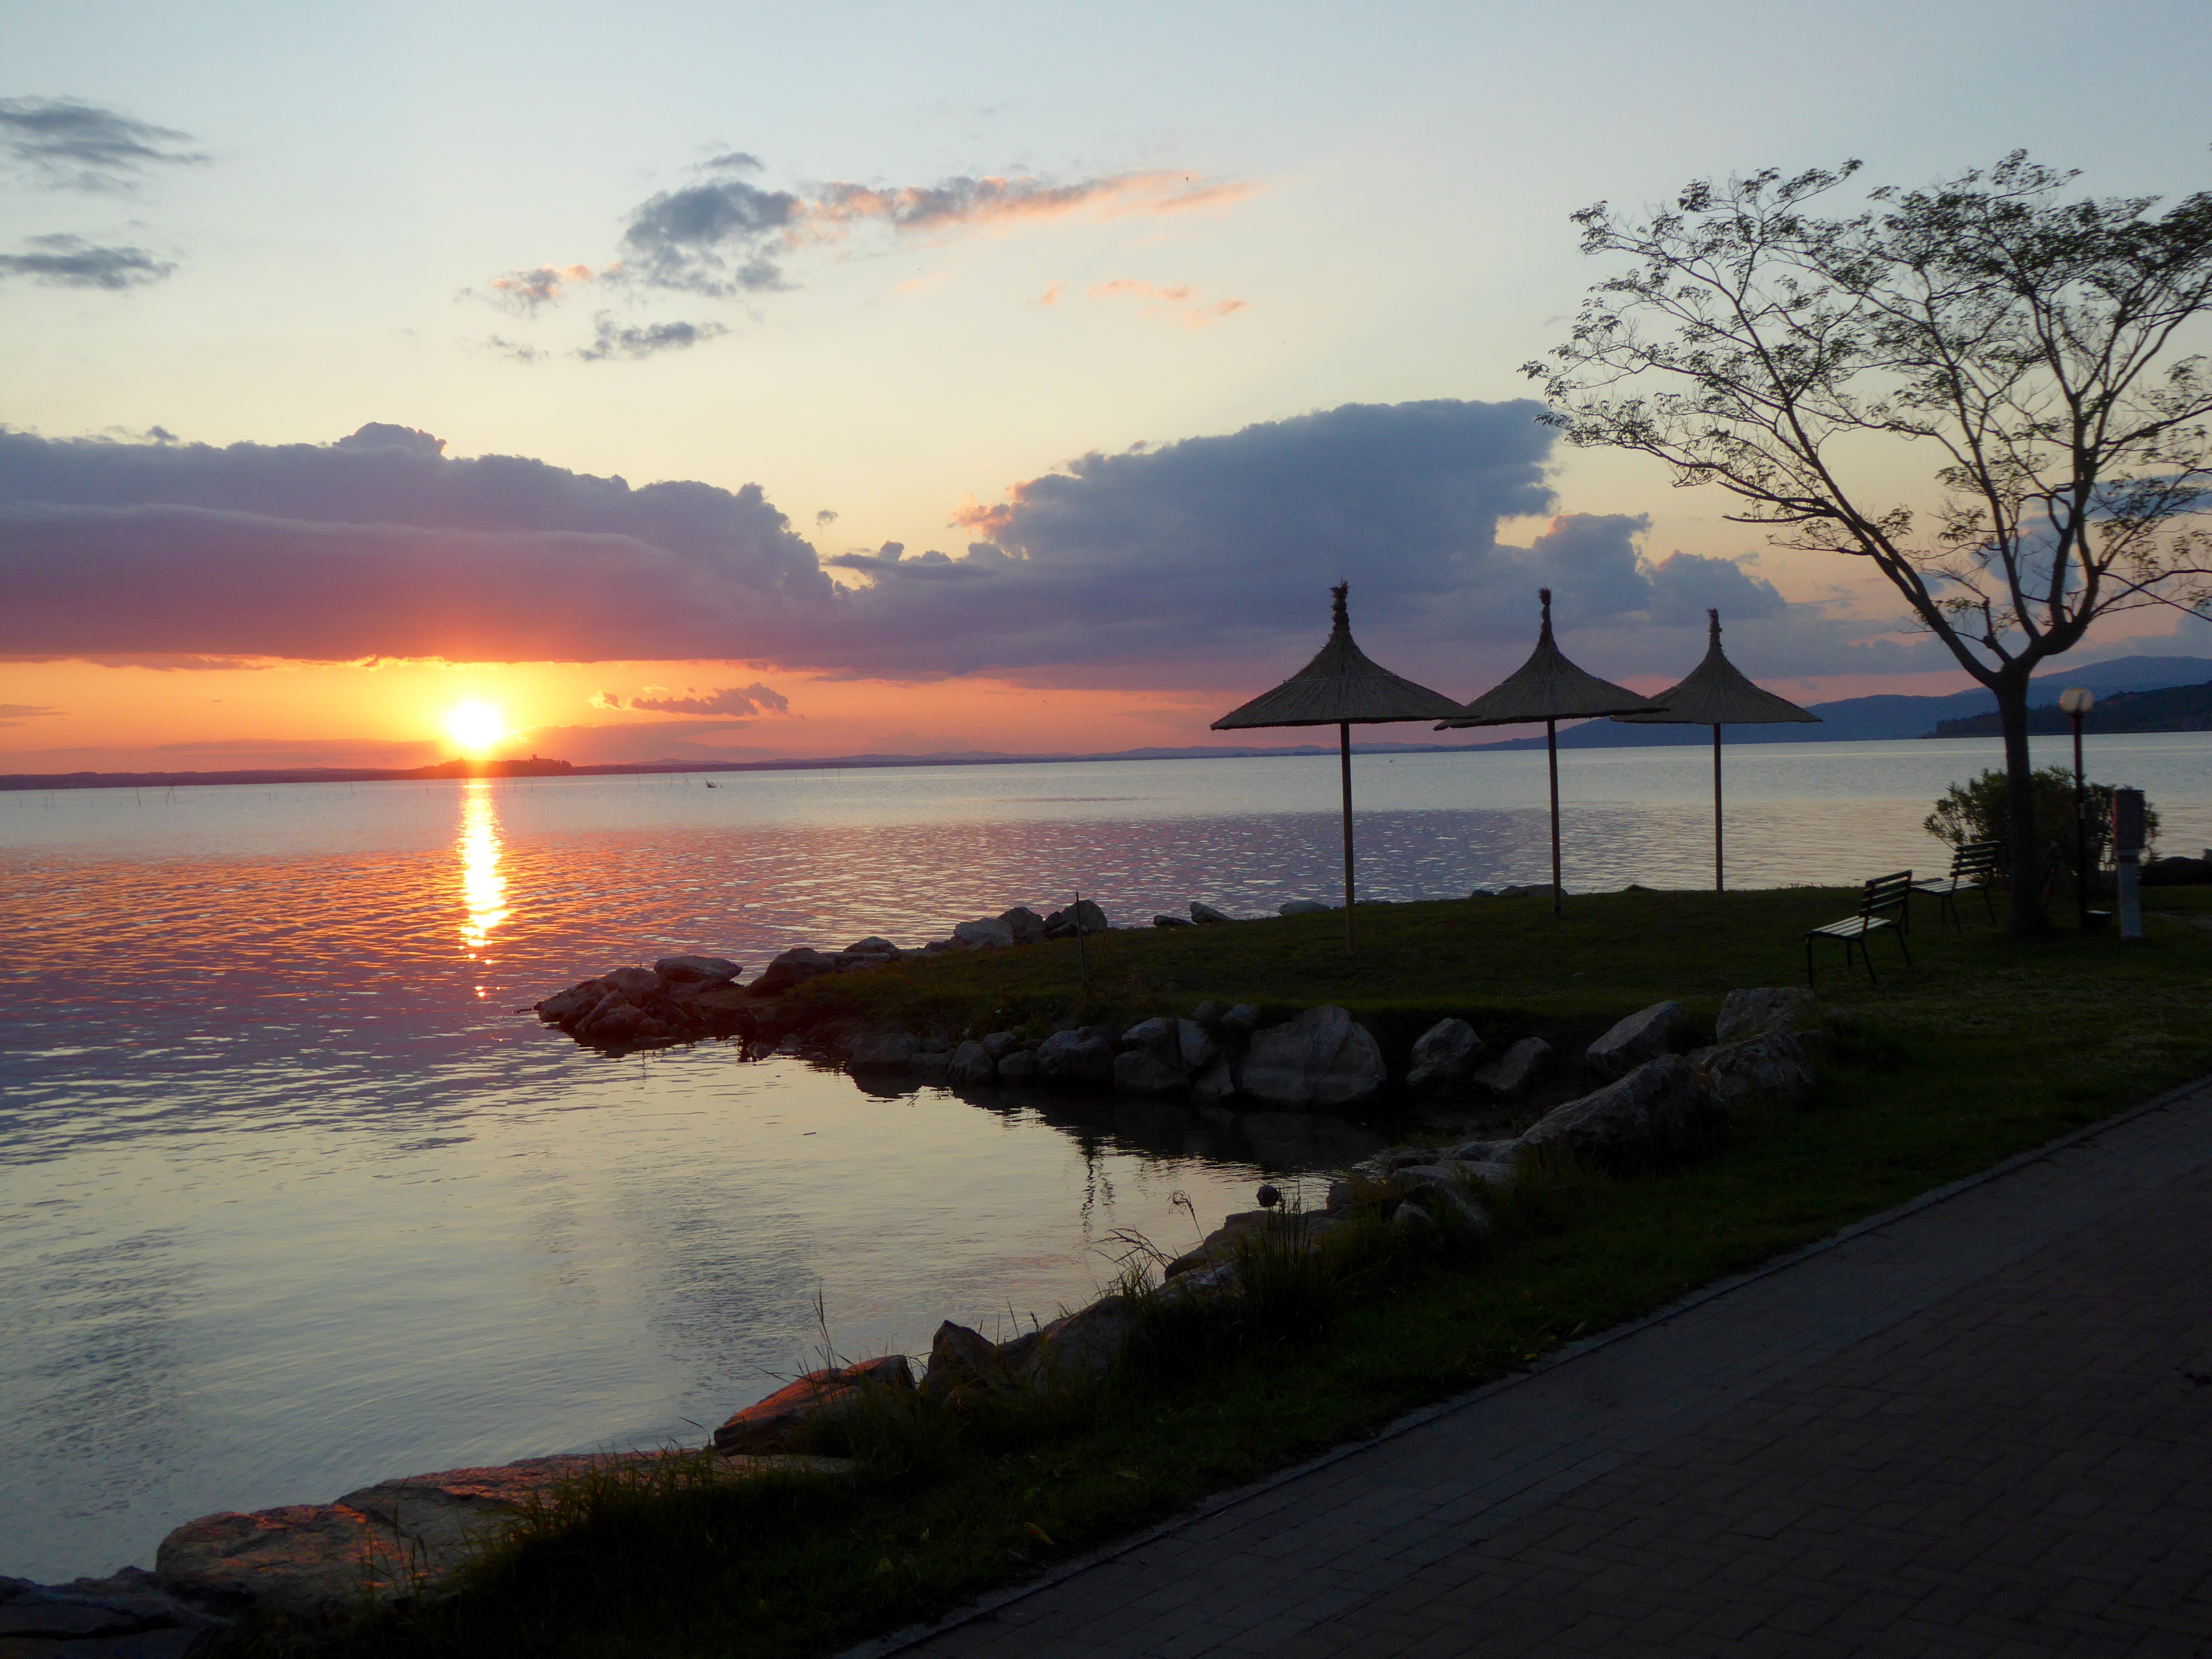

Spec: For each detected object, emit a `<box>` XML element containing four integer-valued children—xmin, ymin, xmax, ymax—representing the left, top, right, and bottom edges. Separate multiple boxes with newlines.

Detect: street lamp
<box><xmin>2059</xmin><ymin>687</ymin><xmax>2095</xmax><ymax>929</ymax></box>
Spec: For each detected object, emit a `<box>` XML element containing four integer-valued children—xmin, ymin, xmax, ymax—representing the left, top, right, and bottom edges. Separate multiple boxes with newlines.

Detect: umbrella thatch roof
<box><xmin>1612</xmin><ymin>610</ymin><xmax>1821</xmax><ymax>727</ymax></box>
<box><xmin>1213</xmin><ymin>584</ymin><xmax>1462</xmax><ymax>730</ymax></box>
<box><xmin>1437</xmin><ymin>589</ymin><xmax>1661</xmax><ymax>727</ymax></box>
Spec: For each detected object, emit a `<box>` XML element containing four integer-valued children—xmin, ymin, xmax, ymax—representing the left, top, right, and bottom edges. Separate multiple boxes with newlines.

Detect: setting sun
<box><xmin>445</xmin><ymin>700</ymin><xmax>506</xmax><ymax>754</ymax></box>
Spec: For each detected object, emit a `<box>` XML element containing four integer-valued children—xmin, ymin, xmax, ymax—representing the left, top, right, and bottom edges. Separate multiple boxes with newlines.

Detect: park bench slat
<box><xmin>1912</xmin><ymin>840</ymin><xmax>2000</xmax><ymax>931</ymax></box>
<box><xmin>1805</xmin><ymin>871</ymin><xmax>1914</xmax><ymax>988</ymax></box>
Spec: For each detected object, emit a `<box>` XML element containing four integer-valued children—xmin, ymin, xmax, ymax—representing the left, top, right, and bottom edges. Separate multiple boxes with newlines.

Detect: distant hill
<box><xmin>0</xmin><ymin>755</ymin><xmax>577</xmax><ymax>791</ymax></box>
<box><xmin>1469</xmin><ymin>655</ymin><xmax>2212</xmax><ymax>750</ymax></box>
<box><xmin>1932</xmin><ymin>680</ymin><xmax>2212</xmax><ymax>738</ymax></box>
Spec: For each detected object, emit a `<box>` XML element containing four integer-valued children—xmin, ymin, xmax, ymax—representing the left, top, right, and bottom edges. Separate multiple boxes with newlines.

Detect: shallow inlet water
<box><xmin>3</xmin><ymin>734</ymin><xmax>2209</xmax><ymax>1579</ymax></box>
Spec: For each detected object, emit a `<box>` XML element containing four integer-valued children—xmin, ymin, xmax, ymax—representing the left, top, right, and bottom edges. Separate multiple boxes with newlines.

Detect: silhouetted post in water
<box><xmin>1438</xmin><ymin>590</ymin><xmax>1660</xmax><ymax>917</ymax></box>
<box><xmin>1611</xmin><ymin>610</ymin><xmax>1818</xmax><ymax>892</ymax></box>
<box><xmin>2060</xmin><ymin>688</ymin><xmax>2095</xmax><ymax>928</ymax></box>
<box><xmin>1211</xmin><ymin>583</ymin><xmax>1461</xmax><ymax>949</ymax></box>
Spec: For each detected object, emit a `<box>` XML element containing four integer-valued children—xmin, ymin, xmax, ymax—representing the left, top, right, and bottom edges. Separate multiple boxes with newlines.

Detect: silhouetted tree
<box><xmin>1528</xmin><ymin>154</ymin><xmax>2212</xmax><ymax>933</ymax></box>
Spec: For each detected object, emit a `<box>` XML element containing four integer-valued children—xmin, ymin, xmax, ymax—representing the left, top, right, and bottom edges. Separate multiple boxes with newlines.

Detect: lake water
<box><xmin>3</xmin><ymin>734</ymin><xmax>2209</xmax><ymax>1579</ymax></box>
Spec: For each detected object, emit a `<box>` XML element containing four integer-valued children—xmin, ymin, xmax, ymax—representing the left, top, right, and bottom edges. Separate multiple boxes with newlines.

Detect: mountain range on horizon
<box><xmin>1461</xmin><ymin>654</ymin><xmax>2212</xmax><ymax>752</ymax></box>
<box><xmin>7</xmin><ymin>654</ymin><xmax>2210</xmax><ymax>792</ymax></box>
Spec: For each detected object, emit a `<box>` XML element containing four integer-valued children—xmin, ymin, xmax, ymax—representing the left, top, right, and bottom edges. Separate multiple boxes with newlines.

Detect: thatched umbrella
<box><xmin>1213</xmin><ymin>583</ymin><xmax>1462</xmax><ymax>945</ymax></box>
<box><xmin>1611</xmin><ymin>608</ymin><xmax>1818</xmax><ymax>890</ymax></box>
<box><xmin>1437</xmin><ymin>589</ymin><xmax>1661</xmax><ymax>916</ymax></box>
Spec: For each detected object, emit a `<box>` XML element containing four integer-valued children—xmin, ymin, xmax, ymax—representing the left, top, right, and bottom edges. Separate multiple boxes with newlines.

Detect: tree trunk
<box><xmin>1996</xmin><ymin>677</ymin><xmax>2048</xmax><ymax>936</ymax></box>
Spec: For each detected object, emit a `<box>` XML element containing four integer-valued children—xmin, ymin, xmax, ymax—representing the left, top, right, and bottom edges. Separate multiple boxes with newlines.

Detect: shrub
<box><xmin>1924</xmin><ymin>764</ymin><xmax>2157</xmax><ymax>885</ymax></box>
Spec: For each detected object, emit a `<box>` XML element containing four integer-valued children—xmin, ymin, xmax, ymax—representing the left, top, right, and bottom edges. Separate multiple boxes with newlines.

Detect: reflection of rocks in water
<box><xmin>1197</xmin><ymin>1107</ymin><xmax>1392</xmax><ymax>1170</ymax></box>
<box><xmin>957</xmin><ymin>1090</ymin><xmax>1387</xmax><ymax>1174</ymax></box>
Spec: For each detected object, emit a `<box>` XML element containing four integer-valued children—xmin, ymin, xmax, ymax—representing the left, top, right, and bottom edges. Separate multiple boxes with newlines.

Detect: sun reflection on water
<box><xmin>457</xmin><ymin>783</ymin><xmax>508</xmax><ymax>959</ymax></box>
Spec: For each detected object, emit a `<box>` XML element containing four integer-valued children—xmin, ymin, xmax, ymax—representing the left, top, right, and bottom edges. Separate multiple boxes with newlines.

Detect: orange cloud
<box><xmin>810</xmin><ymin>171</ymin><xmax>1252</xmax><ymax>239</ymax></box>
<box><xmin>485</xmin><ymin>263</ymin><xmax>596</xmax><ymax>312</ymax></box>
<box><xmin>1085</xmin><ymin>279</ymin><xmax>1249</xmax><ymax>328</ymax></box>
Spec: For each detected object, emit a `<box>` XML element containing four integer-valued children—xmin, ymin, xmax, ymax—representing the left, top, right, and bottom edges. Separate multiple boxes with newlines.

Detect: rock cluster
<box><xmin>532</xmin><ymin>954</ymin><xmax>746</xmax><ymax>1047</ymax></box>
<box><xmin>1377</xmin><ymin>985</ymin><xmax>1829</xmax><ymax>1180</ymax></box>
<box><xmin>530</xmin><ymin>903</ymin><xmax>1121</xmax><ymax>1052</ymax></box>
<box><xmin>77</xmin><ymin>1448</ymin><xmax>849</xmax><ymax>1630</ymax></box>
<box><xmin>850</xmin><ymin>1002</ymin><xmax>1391</xmax><ymax>1111</ymax></box>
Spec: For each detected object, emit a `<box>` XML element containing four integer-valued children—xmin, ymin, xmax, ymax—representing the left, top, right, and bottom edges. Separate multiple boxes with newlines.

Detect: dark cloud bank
<box><xmin>0</xmin><ymin>402</ymin><xmax>1926</xmax><ymax>687</ymax></box>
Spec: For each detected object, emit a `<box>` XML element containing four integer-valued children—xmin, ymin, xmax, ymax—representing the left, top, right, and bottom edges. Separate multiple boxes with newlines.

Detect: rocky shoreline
<box><xmin>4</xmin><ymin>986</ymin><xmax>1838</xmax><ymax>1650</ymax></box>
<box><xmin>525</xmin><ymin>895</ymin><xmax>1588</xmax><ymax>1111</ymax></box>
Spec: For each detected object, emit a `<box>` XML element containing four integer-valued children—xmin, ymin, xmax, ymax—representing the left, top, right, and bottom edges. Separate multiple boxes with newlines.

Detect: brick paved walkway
<box><xmin>888</xmin><ymin>1080</ymin><xmax>2212</xmax><ymax>1658</ymax></box>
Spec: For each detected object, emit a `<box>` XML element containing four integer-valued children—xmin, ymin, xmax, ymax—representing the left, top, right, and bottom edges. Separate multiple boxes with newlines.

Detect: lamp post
<box><xmin>2058</xmin><ymin>687</ymin><xmax>2095</xmax><ymax>930</ymax></box>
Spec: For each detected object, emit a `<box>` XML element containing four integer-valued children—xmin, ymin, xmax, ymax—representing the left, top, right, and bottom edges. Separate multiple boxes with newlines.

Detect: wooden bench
<box><xmin>1806</xmin><ymin>872</ymin><xmax>1915</xmax><ymax>987</ymax></box>
<box><xmin>1913</xmin><ymin>840</ymin><xmax>2000</xmax><ymax>932</ymax></box>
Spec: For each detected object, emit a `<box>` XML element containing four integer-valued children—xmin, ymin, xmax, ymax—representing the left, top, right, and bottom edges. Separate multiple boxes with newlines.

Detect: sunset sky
<box><xmin>5</xmin><ymin>0</ymin><xmax>2210</xmax><ymax>773</ymax></box>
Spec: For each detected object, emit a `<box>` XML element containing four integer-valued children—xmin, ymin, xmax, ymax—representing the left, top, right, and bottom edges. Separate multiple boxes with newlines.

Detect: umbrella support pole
<box><xmin>1547</xmin><ymin>718</ymin><xmax>1562</xmax><ymax>918</ymax></box>
<box><xmin>1339</xmin><ymin>721</ymin><xmax>1356</xmax><ymax>948</ymax></box>
<box><xmin>1712</xmin><ymin>724</ymin><xmax>1725</xmax><ymax>893</ymax></box>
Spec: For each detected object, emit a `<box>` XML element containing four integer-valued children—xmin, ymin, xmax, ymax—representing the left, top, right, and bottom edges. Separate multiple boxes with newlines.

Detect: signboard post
<box><xmin>2113</xmin><ymin>788</ymin><xmax>2146</xmax><ymax>942</ymax></box>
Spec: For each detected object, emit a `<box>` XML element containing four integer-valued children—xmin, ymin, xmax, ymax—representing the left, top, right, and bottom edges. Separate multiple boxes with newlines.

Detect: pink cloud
<box><xmin>1086</xmin><ymin>279</ymin><xmax>1249</xmax><ymax>328</ymax></box>
<box><xmin>483</xmin><ymin>263</ymin><xmax>596</xmax><ymax>313</ymax></box>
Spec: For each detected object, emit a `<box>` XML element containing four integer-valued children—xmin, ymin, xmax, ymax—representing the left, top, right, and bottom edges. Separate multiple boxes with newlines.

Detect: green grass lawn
<box><xmin>244</xmin><ymin>885</ymin><xmax>2212</xmax><ymax>1659</ymax></box>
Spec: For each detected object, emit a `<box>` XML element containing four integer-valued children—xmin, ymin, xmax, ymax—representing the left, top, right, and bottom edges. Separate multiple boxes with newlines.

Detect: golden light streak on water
<box><xmin>457</xmin><ymin>782</ymin><xmax>508</xmax><ymax>960</ymax></box>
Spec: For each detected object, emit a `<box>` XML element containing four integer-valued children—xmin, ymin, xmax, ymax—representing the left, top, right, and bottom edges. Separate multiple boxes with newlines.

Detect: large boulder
<box><xmin>1044</xmin><ymin>900</ymin><xmax>1110</xmax><ymax>938</ymax></box>
<box><xmin>995</xmin><ymin>1048</ymin><xmax>1039</xmax><ymax>1084</ymax></box>
<box><xmin>1518</xmin><ymin>1054</ymin><xmax>1717</xmax><ymax>1172</ymax></box>
<box><xmin>981</xmin><ymin>1030</ymin><xmax>1023</xmax><ymax>1059</ymax></box>
<box><xmin>1113</xmin><ymin>1045</ymin><xmax>1188</xmax><ymax>1097</ymax></box>
<box><xmin>1113</xmin><ymin>1019</ymin><xmax>1189</xmax><ymax>1096</ymax></box>
<box><xmin>1690</xmin><ymin>1031</ymin><xmax>1817</xmax><ymax>1106</ymax></box>
<box><xmin>1190</xmin><ymin>902</ymin><xmax>1232</xmax><ymax>925</ymax></box>
<box><xmin>1189</xmin><ymin>1055</ymin><xmax>1236</xmax><ymax>1101</ymax></box>
<box><xmin>1399</xmin><ymin>1177</ymin><xmax>1494</xmax><ymax>1235</ymax></box>
<box><xmin>847</xmin><ymin>1031</ymin><xmax>920</xmax><ymax>1074</ymax></box>
<box><xmin>576</xmin><ymin>999</ymin><xmax>646</xmax><ymax>1045</ymax></box>
<box><xmin>1585</xmin><ymin>1000</ymin><xmax>1684</xmax><ymax>1079</ymax></box>
<box><xmin>1035</xmin><ymin>1029</ymin><xmax>1116</xmax><ymax>1087</ymax></box>
<box><xmin>153</xmin><ymin>1447</ymin><xmax>846</xmax><ymax>1620</ymax></box>
<box><xmin>1471</xmin><ymin>1036</ymin><xmax>1550</xmax><ymax>1097</ymax></box>
<box><xmin>604</xmin><ymin>965</ymin><xmax>661</xmax><ymax>998</ymax></box>
<box><xmin>0</xmin><ymin>1570</ymin><xmax>222</xmax><ymax>1650</ymax></box>
<box><xmin>952</xmin><ymin>917</ymin><xmax>1015</xmax><ymax>950</ymax></box>
<box><xmin>751</xmin><ymin>947</ymin><xmax>839</xmax><ymax>997</ymax></box>
<box><xmin>712</xmin><ymin>1355</ymin><xmax>914</xmax><ymax>1454</ymax></box>
<box><xmin>1715</xmin><ymin>987</ymin><xmax>1821</xmax><ymax>1045</ymax></box>
<box><xmin>841</xmin><ymin>935</ymin><xmax>901</xmax><ymax>958</ymax></box>
<box><xmin>918</xmin><ymin>1321</ymin><xmax>1009</xmax><ymax>1406</ymax></box>
<box><xmin>999</xmin><ymin>907</ymin><xmax>1048</xmax><ymax>944</ymax></box>
<box><xmin>945</xmin><ymin>1040</ymin><xmax>997</xmax><ymax>1088</ymax></box>
<box><xmin>1241</xmin><ymin>1006</ymin><xmax>1387</xmax><ymax>1110</ymax></box>
<box><xmin>653</xmin><ymin>955</ymin><xmax>740</xmax><ymax>985</ymax></box>
<box><xmin>534</xmin><ymin>981</ymin><xmax>604</xmax><ymax>1024</ymax></box>
<box><xmin>998</xmin><ymin>1296</ymin><xmax>1139</xmax><ymax>1388</ymax></box>
<box><xmin>1406</xmin><ymin>1017</ymin><xmax>1486</xmax><ymax>1092</ymax></box>
<box><xmin>1152</xmin><ymin>913</ymin><xmax>1195</xmax><ymax>928</ymax></box>
<box><xmin>1120</xmin><ymin>1017</ymin><xmax>1218</xmax><ymax>1072</ymax></box>
<box><xmin>1278</xmin><ymin>899</ymin><xmax>1333</xmax><ymax>917</ymax></box>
